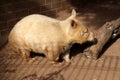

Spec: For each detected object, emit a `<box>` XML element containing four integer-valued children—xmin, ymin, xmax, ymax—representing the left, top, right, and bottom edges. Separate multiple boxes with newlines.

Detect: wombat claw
<box><xmin>83</xmin><ymin>51</ymin><xmax>98</xmax><ymax>59</ymax></box>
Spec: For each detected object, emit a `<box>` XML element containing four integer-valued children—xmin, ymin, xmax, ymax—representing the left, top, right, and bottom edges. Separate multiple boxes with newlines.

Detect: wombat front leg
<box><xmin>63</xmin><ymin>51</ymin><xmax>71</xmax><ymax>63</ymax></box>
<box><xmin>46</xmin><ymin>50</ymin><xmax>59</xmax><ymax>64</ymax></box>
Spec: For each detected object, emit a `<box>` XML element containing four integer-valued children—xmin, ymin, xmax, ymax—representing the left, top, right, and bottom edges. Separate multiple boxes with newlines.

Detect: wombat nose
<box><xmin>88</xmin><ymin>32</ymin><xmax>98</xmax><ymax>44</ymax></box>
<box><xmin>92</xmin><ymin>38</ymin><xmax>97</xmax><ymax>44</ymax></box>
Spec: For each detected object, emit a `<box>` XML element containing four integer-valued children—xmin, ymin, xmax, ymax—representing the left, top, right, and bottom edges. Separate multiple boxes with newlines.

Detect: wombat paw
<box><xmin>65</xmin><ymin>58</ymin><xmax>71</xmax><ymax>63</ymax></box>
<box><xmin>83</xmin><ymin>51</ymin><xmax>93</xmax><ymax>59</ymax></box>
<box><xmin>52</xmin><ymin>62</ymin><xmax>64</xmax><ymax>67</ymax></box>
<box><xmin>28</xmin><ymin>58</ymin><xmax>37</xmax><ymax>63</ymax></box>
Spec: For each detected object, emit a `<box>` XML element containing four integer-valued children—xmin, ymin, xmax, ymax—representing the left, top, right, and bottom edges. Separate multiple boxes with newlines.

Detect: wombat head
<box><xmin>61</xmin><ymin>9</ymin><xmax>94</xmax><ymax>44</ymax></box>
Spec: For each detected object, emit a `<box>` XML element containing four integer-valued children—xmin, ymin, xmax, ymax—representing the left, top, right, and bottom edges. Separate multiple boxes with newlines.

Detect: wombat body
<box><xmin>8</xmin><ymin>9</ymin><xmax>94</xmax><ymax>63</ymax></box>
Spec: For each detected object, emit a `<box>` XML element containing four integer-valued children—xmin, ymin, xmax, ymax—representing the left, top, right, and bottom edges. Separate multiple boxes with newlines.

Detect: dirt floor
<box><xmin>0</xmin><ymin>39</ymin><xmax>120</xmax><ymax>80</ymax></box>
<box><xmin>0</xmin><ymin>0</ymin><xmax>120</xmax><ymax>80</ymax></box>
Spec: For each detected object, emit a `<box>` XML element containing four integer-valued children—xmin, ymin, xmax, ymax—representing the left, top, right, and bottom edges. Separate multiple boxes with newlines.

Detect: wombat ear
<box><xmin>71</xmin><ymin>9</ymin><xmax>77</xmax><ymax>18</ymax></box>
<box><xmin>71</xmin><ymin>20</ymin><xmax>77</xmax><ymax>28</ymax></box>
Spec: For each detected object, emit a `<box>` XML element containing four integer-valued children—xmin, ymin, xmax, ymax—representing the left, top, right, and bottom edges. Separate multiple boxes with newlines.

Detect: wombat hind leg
<box><xmin>20</xmin><ymin>49</ymin><xmax>31</xmax><ymax>61</ymax></box>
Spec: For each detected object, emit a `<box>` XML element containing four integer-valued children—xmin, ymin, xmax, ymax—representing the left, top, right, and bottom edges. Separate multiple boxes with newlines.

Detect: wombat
<box><xmin>8</xmin><ymin>9</ymin><xmax>94</xmax><ymax>63</ymax></box>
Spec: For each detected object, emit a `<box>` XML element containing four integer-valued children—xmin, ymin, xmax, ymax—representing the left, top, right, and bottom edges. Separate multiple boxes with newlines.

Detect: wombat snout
<box><xmin>87</xmin><ymin>32</ymin><xmax>94</xmax><ymax>41</ymax></box>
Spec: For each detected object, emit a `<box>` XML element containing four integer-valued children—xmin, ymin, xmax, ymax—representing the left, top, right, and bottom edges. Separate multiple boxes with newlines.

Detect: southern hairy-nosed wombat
<box><xmin>8</xmin><ymin>9</ymin><xmax>94</xmax><ymax>63</ymax></box>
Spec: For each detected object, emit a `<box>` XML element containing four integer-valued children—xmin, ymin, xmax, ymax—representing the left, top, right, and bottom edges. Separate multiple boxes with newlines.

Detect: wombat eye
<box><xmin>71</xmin><ymin>20</ymin><xmax>77</xmax><ymax>28</ymax></box>
<box><xmin>84</xmin><ymin>29</ymin><xmax>88</xmax><ymax>33</ymax></box>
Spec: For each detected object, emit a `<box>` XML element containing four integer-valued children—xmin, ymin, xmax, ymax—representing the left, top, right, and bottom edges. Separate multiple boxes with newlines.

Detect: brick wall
<box><xmin>0</xmin><ymin>0</ymin><xmax>72</xmax><ymax>46</ymax></box>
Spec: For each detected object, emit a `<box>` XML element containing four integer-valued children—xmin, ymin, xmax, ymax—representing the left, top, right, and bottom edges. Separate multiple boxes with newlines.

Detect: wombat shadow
<box><xmin>70</xmin><ymin>41</ymin><xmax>95</xmax><ymax>58</ymax></box>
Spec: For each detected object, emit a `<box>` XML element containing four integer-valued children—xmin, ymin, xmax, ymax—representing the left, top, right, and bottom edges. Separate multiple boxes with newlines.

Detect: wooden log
<box><xmin>83</xmin><ymin>18</ymin><xmax>120</xmax><ymax>59</ymax></box>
